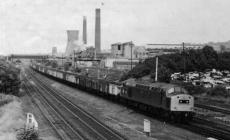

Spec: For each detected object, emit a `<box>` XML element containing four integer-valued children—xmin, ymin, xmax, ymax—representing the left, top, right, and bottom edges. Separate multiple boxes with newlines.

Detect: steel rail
<box><xmin>190</xmin><ymin>117</ymin><xmax>230</xmax><ymax>140</ymax></box>
<box><xmin>27</xmin><ymin>69</ymin><xmax>126</xmax><ymax>140</ymax></box>
<box><xmin>30</xmin><ymin>67</ymin><xmax>230</xmax><ymax>140</ymax></box>
<box><xmin>195</xmin><ymin>103</ymin><xmax>230</xmax><ymax>115</ymax></box>
<box><xmin>23</xmin><ymin>76</ymin><xmax>85</xmax><ymax>140</ymax></box>
<box><xmin>22</xmin><ymin>83</ymin><xmax>66</xmax><ymax>140</ymax></box>
<box><xmin>33</xmin><ymin>77</ymin><xmax>107</xmax><ymax>140</ymax></box>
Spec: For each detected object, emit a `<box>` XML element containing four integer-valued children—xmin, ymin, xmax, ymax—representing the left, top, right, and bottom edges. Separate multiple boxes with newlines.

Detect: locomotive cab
<box><xmin>167</xmin><ymin>87</ymin><xmax>194</xmax><ymax>112</ymax></box>
<box><xmin>165</xmin><ymin>87</ymin><xmax>194</xmax><ymax>121</ymax></box>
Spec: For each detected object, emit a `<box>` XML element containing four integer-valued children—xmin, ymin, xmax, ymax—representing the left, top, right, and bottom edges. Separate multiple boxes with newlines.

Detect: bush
<box><xmin>0</xmin><ymin>60</ymin><xmax>21</xmax><ymax>96</ymax></box>
<box><xmin>172</xmin><ymin>81</ymin><xmax>207</xmax><ymax>95</ymax></box>
<box><xmin>124</xmin><ymin>45</ymin><xmax>230</xmax><ymax>82</ymax></box>
<box><xmin>207</xmin><ymin>86</ymin><xmax>229</xmax><ymax>97</ymax></box>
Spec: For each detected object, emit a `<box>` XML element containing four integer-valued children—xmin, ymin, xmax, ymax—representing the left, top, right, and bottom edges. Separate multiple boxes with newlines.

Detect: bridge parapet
<box><xmin>9</xmin><ymin>54</ymin><xmax>49</xmax><ymax>59</ymax></box>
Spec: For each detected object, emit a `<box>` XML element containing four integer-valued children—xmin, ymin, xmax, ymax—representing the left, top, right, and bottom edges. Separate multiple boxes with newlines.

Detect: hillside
<box><xmin>121</xmin><ymin>46</ymin><xmax>230</xmax><ymax>82</ymax></box>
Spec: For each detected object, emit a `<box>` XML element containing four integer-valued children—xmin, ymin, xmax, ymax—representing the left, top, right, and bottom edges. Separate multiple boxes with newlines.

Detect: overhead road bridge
<box><xmin>9</xmin><ymin>54</ymin><xmax>49</xmax><ymax>60</ymax></box>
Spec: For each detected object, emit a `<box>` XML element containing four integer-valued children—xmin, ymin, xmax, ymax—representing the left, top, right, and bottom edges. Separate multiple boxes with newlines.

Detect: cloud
<box><xmin>23</xmin><ymin>36</ymin><xmax>41</xmax><ymax>47</ymax></box>
<box><xmin>1</xmin><ymin>0</ymin><xmax>230</xmax><ymax>55</ymax></box>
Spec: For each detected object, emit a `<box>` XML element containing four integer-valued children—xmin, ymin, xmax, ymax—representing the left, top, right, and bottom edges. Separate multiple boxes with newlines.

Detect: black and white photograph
<box><xmin>0</xmin><ymin>0</ymin><xmax>230</xmax><ymax>140</ymax></box>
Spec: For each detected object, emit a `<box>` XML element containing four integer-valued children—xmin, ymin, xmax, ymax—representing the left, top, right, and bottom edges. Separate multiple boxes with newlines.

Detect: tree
<box><xmin>51</xmin><ymin>61</ymin><xmax>58</xmax><ymax>68</ymax></box>
<box><xmin>151</xmin><ymin>65</ymin><xmax>172</xmax><ymax>83</ymax></box>
<box><xmin>220</xmin><ymin>45</ymin><xmax>226</xmax><ymax>53</ymax></box>
<box><xmin>208</xmin><ymin>86</ymin><xmax>229</xmax><ymax>97</ymax></box>
<box><xmin>123</xmin><ymin>45</ymin><xmax>230</xmax><ymax>83</ymax></box>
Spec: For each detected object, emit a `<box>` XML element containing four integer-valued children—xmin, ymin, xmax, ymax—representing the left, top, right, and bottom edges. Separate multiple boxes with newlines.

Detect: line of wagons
<box><xmin>31</xmin><ymin>63</ymin><xmax>194</xmax><ymax>122</ymax></box>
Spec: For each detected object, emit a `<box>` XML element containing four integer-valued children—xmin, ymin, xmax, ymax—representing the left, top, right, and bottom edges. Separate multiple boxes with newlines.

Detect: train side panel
<box><xmin>120</xmin><ymin>86</ymin><xmax>169</xmax><ymax>110</ymax></box>
<box><xmin>66</xmin><ymin>73</ymin><xmax>76</xmax><ymax>83</ymax></box>
<box><xmin>109</xmin><ymin>83</ymin><xmax>121</xmax><ymax>96</ymax></box>
<box><xmin>56</xmin><ymin>71</ymin><xmax>63</xmax><ymax>79</ymax></box>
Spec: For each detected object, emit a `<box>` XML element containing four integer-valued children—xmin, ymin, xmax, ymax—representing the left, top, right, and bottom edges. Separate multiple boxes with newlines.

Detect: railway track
<box><xmin>23</xmin><ymin>75</ymin><xmax>85</xmax><ymax>140</ymax></box>
<box><xmin>189</xmin><ymin>117</ymin><xmax>230</xmax><ymax>140</ymax></box>
<box><xmin>195</xmin><ymin>103</ymin><xmax>230</xmax><ymax>115</ymax></box>
<box><xmin>26</xmin><ymin>69</ymin><xmax>127</xmax><ymax>140</ymax></box>
<box><xmin>29</xmin><ymin>67</ymin><xmax>230</xmax><ymax>140</ymax></box>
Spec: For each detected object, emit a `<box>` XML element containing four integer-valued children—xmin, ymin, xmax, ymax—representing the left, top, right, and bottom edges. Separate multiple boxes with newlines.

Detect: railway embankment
<box><xmin>0</xmin><ymin>94</ymin><xmax>24</xmax><ymax>140</ymax></box>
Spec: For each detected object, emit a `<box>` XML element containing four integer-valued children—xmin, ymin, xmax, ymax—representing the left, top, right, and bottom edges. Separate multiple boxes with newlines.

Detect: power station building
<box><xmin>111</xmin><ymin>42</ymin><xmax>147</xmax><ymax>59</ymax></box>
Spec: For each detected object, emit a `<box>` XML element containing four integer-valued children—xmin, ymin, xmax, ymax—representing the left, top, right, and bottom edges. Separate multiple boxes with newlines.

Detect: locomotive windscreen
<box><xmin>179</xmin><ymin>100</ymin><xmax>189</xmax><ymax>104</ymax></box>
<box><xmin>167</xmin><ymin>87</ymin><xmax>188</xmax><ymax>95</ymax></box>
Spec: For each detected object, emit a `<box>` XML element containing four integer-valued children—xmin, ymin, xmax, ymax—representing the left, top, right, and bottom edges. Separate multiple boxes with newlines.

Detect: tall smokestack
<box><xmin>95</xmin><ymin>8</ymin><xmax>101</xmax><ymax>53</ymax></box>
<box><xmin>83</xmin><ymin>16</ymin><xmax>87</xmax><ymax>44</ymax></box>
<box><xmin>52</xmin><ymin>47</ymin><xmax>57</xmax><ymax>57</ymax></box>
<box><xmin>65</xmin><ymin>30</ymin><xmax>79</xmax><ymax>56</ymax></box>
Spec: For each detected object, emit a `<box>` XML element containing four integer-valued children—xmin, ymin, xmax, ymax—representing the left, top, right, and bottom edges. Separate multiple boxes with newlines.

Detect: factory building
<box><xmin>111</xmin><ymin>42</ymin><xmax>147</xmax><ymax>59</ymax></box>
<box><xmin>101</xmin><ymin>41</ymin><xmax>146</xmax><ymax>70</ymax></box>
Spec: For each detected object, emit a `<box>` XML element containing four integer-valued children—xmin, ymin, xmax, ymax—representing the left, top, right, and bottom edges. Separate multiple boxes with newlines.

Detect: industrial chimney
<box><xmin>83</xmin><ymin>16</ymin><xmax>87</xmax><ymax>44</ymax></box>
<box><xmin>95</xmin><ymin>8</ymin><xmax>101</xmax><ymax>54</ymax></box>
<box><xmin>65</xmin><ymin>30</ymin><xmax>80</xmax><ymax>57</ymax></box>
<box><xmin>52</xmin><ymin>47</ymin><xmax>57</xmax><ymax>57</ymax></box>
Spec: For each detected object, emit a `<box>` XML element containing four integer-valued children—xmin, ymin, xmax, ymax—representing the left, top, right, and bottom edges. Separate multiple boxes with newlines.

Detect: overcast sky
<box><xmin>0</xmin><ymin>0</ymin><xmax>230</xmax><ymax>55</ymax></box>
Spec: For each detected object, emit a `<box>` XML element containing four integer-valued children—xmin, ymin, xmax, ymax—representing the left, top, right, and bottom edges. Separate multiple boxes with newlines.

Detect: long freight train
<box><xmin>31</xmin><ymin>63</ymin><xmax>194</xmax><ymax>122</ymax></box>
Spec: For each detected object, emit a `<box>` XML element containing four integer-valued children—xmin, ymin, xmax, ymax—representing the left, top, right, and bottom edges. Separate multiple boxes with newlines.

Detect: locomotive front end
<box><xmin>170</xmin><ymin>94</ymin><xmax>194</xmax><ymax>112</ymax></box>
<box><xmin>167</xmin><ymin>87</ymin><xmax>194</xmax><ymax>120</ymax></box>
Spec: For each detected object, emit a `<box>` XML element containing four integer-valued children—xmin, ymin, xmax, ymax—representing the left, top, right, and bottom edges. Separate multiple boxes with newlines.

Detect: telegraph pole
<box><xmin>73</xmin><ymin>50</ymin><xmax>75</xmax><ymax>68</ymax></box>
<box><xmin>182</xmin><ymin>42</ymin><xmax>186</xmax><ymax>80</ymax></box>
<box><xmin>155</xmin><ymin>56</ymin><xmax>158</xmax><ymax>82</ymax></box>
<box><xmin>62</xmin><ymin>54</ymin><xmax>63</xmax><ymax>67</ymax></box>
<box><xmin>94</xmin><ymin>48</ymin><xmax>97</xmax><ymax>60</ymax></box>
<box><xmin>131</xmin><ymin>41</ymin><xmax>133</xmax><ymax>70</ymax></box>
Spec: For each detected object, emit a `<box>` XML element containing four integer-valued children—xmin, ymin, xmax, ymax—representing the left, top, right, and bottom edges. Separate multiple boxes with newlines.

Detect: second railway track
<box><xmin>23</xmin><ymin>74</ymin><xmax>86</xmax><ymax>140</ymax></box>
<box><xmin>25</xmin><ymin>68</ymin><xmax>126</xmax><ymax>140</ymax></box>
<box><xmin>195</xmin><ymin>103</ymin><xmax>230</xmax><ymax>115</ymax></box>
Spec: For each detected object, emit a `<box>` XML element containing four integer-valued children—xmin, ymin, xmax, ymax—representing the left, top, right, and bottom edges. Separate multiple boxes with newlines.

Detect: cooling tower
<box><xmin>83</xmin><ymin>16</ymin><xmax>87</xmax><ymax>44</ymax></box>
<box><xmin>65</xmin><ymin>30</ymin><xmax>80</xmax><ymax>56</ymax></box>
<box><xmin>95</xmin><ymin>8</ymin><xmax>101</xmax><ymax>53</ymax></box>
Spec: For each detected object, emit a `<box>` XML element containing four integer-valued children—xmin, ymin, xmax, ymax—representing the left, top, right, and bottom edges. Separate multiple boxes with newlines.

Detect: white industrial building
<box><xmin>111</xmin><ymin>42</ymin><xmax>147</xmax><ymax>59</ymax></box>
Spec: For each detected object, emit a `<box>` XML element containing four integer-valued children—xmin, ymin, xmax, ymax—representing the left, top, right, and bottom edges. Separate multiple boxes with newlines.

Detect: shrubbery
<box><xmin>207</xmin><ymin>86</ymin><xmax>229</xmax><ymax>97</ymax></box>
<box><xmin>123</xmin><ymin>45</ymin><xmax>230</xmax><ymax>83</ymax></box>
<box><xmin>171</xmin><ymin>81</ymin><xmax>207</xmax><ymax>95</ymax></box>
<box><xmin>0</xmin><ymin>60</ymin><xmax>21</xmax><ymax>96</ymax></box>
